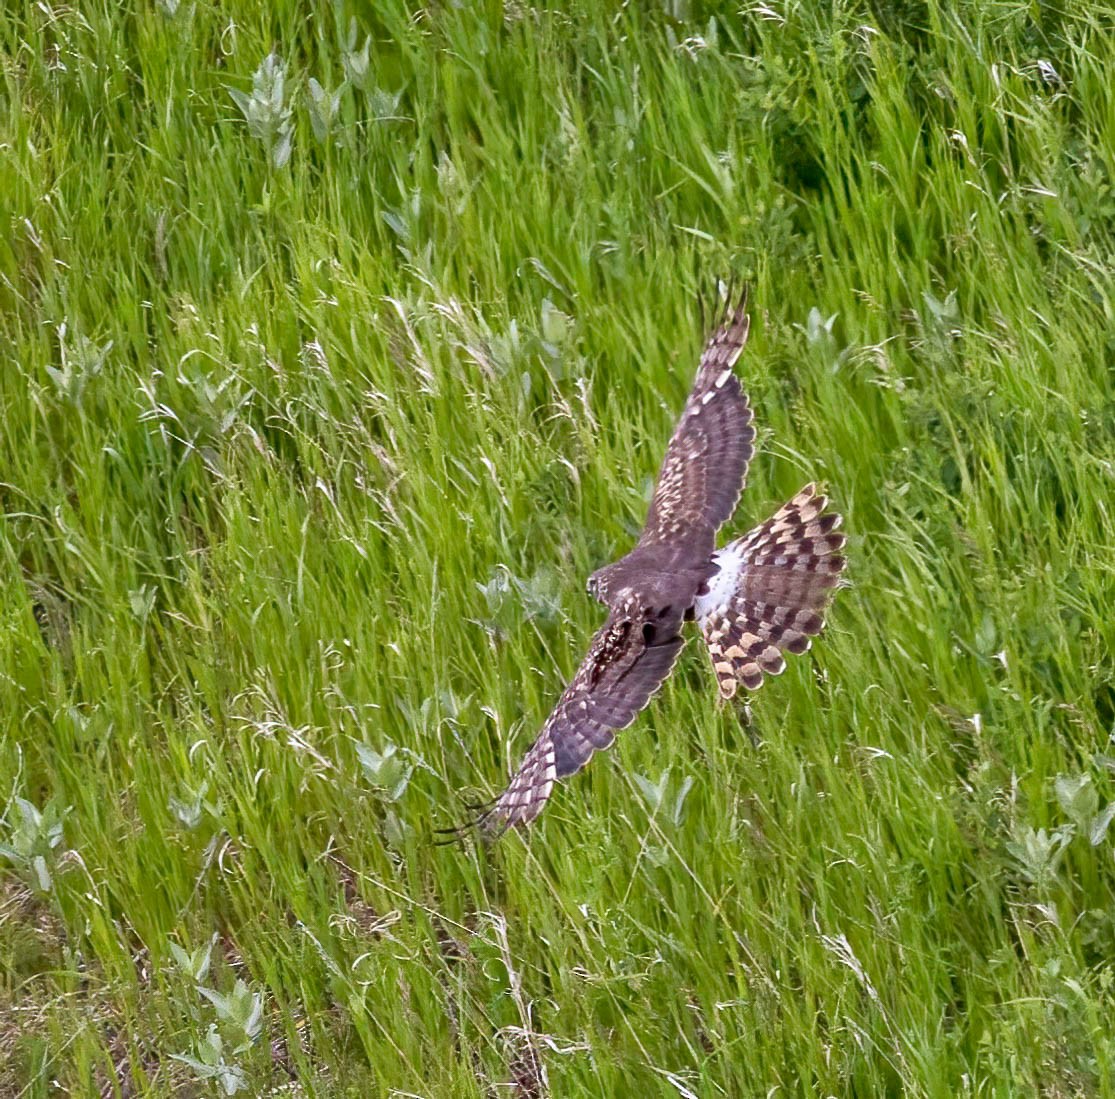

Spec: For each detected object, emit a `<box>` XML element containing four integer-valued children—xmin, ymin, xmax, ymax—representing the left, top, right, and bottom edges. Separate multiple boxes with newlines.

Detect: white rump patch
<box><xmin>694</xmin><ymin>543</ymin><xmax>747</xmax><ymax>622</ymax></box>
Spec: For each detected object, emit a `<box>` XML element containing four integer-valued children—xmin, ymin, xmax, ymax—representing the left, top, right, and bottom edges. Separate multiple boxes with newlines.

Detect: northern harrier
<box><xmin>463</xmin><ymin>289</ymin><xmax>846</xmax><ymax>834</ymax></box>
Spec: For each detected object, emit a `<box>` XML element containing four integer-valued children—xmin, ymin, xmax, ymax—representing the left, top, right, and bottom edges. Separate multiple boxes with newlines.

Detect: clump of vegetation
<box><xmin>1</xmin><ymin>2</ymin><xmax>1113</xmax><ymax>1094</ymax></box>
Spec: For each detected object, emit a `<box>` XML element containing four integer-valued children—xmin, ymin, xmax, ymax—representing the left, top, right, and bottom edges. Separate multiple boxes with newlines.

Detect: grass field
<box><xmin>2</xmin><ymin>1</ymin><xmax>1114</xmax><ymax>1095</ymax></box>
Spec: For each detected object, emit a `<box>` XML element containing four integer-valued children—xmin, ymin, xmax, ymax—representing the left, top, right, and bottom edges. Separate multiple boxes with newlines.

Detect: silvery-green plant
<box><xmin>0</xmin><ymin>797</ymin><xmax>69</xmax><ymax>893</ymax></box>
<box><xmin>170</xmin><ymin>358</ymin><xmax>253</xmax><ymax>448</ymax></box>
<box><xmin>366</xmin><ymin>85</ymin><xmax>402</xmax><ymax>122</ymax></box>
<box><xmin>921</xmin><ymin>287</ymin><xmax>960</xmax><ymax>342</ymax></box>
<box><xmin>47</xmin><ymin>322</ymin><xmax>111</xmax><ymax>407</ymax></box>
<box><xmin>128</xmin><ymin>583</ymin><xmax>157</xmax><ymax>623</ymax></box>
<box><xmin>474</xmin><ymin>567</ymin><xmax>515</xmax><ymax>638</ymax></box>
<box><xmin>198</xmin><ymin>979</ymin><xmax>264</xmax><ymax>1047</ymax></box>
<box><xmin>340</xmin><ymin>19</ymin><xmax>371</xmax><ymax>90</ymax></box>
<box><xmin>229</xmin><ymin>53</ymin><xmax>293</xmax><ymax>169</ymax></box>
<box><xmin>474</xmin><ymin>565</ymin><xmax>562</xmax><ymax>638</ymax></box>
<box><xmin>169</xmin><ymin>934</ymin><xmax>217</xmax><ymax>984</ymax></box>
<box><xmin>340</xmin><ymin>18</ymin><xmax>401</xmax><ymax>118</ymax></box>
<box><xmin>383</xmin><ymin>807</ymin><xmax>413</xmax><ymax>850</ymax></box>
<box><xmin>168</xmin><ymin>780</ymin><xmax>220</xmax><ymax>831</ymax></box>
<box><xmin>633</xmin><ymin>768</ymin><xmax>695</xmax><ymax>828</ymax></box>
<box><xmin>172</xmin><ymin>966</ymin><xmax>264</xmax><ymax>1095</ymax></box>
<box><xmin>1055</xmin><ymin>773</ymin><xmax>1115</xmax><ymax>847</ymax></box>
<box><xmin>381</xmin><ymin>188</ymin><xmax>422</xmax><ymax>244</ymax></box>
<box><xmin>171</xmin><ymin>1024</ymin><xmax>248</xmax><ymax>1095</ymax></box>
<box><xmin>539</xmin><ymin>297</ymin><xmax>573</xmax><ymax>354</ymax></box>
<box><xmin>538</xmin><ymin>296</ymin><xmax>584</xmax><ymax>380</ymax></box>
<box><xmin>1007</xmin><ymin>825</ymin><xmax>1072</xmax><ymax>890</ymax></box>
<box><xmin>795</xmin><ymin>306</ymin><xmax>853</xmax><ymax>372</ymax></box>
<box><xmin>354</xmin><ymin>741</ymin><xmax>412</xmax><ymax>802</ymax></box>
<box><xmin>632</xmin><ymin>770</ymin><xmax>695</xmax><ymax>867</ymax></box>
<box><xmin>307</xmin><ymin>77</ymin><xmax>342</xmax><ymax>143</ymax></box>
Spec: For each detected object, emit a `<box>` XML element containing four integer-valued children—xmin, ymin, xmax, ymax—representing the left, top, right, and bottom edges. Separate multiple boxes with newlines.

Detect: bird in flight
<box><xmin>459</xmin><ymin>288</ymin><xmax>846</xmax><ymax>835</ymax></box>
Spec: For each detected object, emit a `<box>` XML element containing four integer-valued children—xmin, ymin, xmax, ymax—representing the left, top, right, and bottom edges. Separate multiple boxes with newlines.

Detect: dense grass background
<box><xmin>2</xmin><ymin>1</ymin><xmax>1114</xmax><ymax>1094</ymax></box>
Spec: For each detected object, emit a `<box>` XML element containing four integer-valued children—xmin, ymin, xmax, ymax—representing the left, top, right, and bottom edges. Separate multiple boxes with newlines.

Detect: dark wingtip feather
<box><xmin>432</xmin><ymin>828</ymin><xmax>468</xmax><ymax>848</ymax></box>
<box><xmin>431</xmin><ymin>793</ymin><xmax>507</xmax><ymax>845</ymax></box>
<box><xmin>702</xmin><ymin>279</ymin><xmax>750</xmax><ymax>339</ymax></box>
<box><xmin>730</xmin><ymin>280</ymin><xmax>750</xmax><ymax>322</ymax></box>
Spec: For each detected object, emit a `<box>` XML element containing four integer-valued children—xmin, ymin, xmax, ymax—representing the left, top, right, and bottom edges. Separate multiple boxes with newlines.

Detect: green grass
<box><xmin>2</xmin><ymin>0</ymin><xmax>1114</xmax><ymax>1094</ymax></box>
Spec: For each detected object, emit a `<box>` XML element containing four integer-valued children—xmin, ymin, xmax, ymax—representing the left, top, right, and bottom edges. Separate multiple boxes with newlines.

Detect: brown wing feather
<box><xmin>640</xmin><ymin>289</ymin><xmax>756</xmax><ymax>557</ymax></box>
<box><xmin>476</xmin><ymin>611</ymin><xmax>685</xmax><ymax>834</ymax></box>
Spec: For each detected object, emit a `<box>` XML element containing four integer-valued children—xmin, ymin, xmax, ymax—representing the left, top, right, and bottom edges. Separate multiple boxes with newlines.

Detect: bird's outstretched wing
<box><xmin>640</xmin><ymin>288</ymin><xmax>756</xmax><ymax>559</ymax></box>
<box><xmin>471</xmin><ymin>610</ymin><xmax>685</xmax><ymax>834</ymax></box>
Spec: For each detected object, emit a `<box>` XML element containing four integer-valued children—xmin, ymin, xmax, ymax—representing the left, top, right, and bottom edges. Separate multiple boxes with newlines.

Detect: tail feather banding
<box><xmin>694</xmin><ymin>483</ymin><xmax>846</xmax><ymax>698</ymax></box>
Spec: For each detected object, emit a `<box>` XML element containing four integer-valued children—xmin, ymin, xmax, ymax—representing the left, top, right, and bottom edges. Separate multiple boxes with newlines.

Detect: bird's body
<box><xmin>460</xmin><ymin>289</ymin><xmax>847</xmax><ymax>834</ymax></box>
<box><xmin>589</xmin><ymin>543</ymin><xmax>714</xmax><ymax>615</ymax></box>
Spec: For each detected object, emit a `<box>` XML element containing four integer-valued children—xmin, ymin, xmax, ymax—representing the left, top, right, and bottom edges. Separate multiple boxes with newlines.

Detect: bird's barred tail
<box><xmin>694</xmin><ymin>484</ymin><xmax>846</xmax><ymax>698</ymax></box>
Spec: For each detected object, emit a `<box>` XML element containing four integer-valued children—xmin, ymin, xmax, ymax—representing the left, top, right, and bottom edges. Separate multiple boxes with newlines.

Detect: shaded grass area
<box><xmin>1</xmin><ymin>0</ymin><xmax>1114</xmax><ymax>1094</ymax></box>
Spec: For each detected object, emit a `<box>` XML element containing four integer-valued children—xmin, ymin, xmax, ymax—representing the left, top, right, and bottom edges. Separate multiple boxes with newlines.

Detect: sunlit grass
<box><xmin>2</xmin><ymin>1</ymin><xmax>1114</xmax><ymax>1094</ymax></box>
